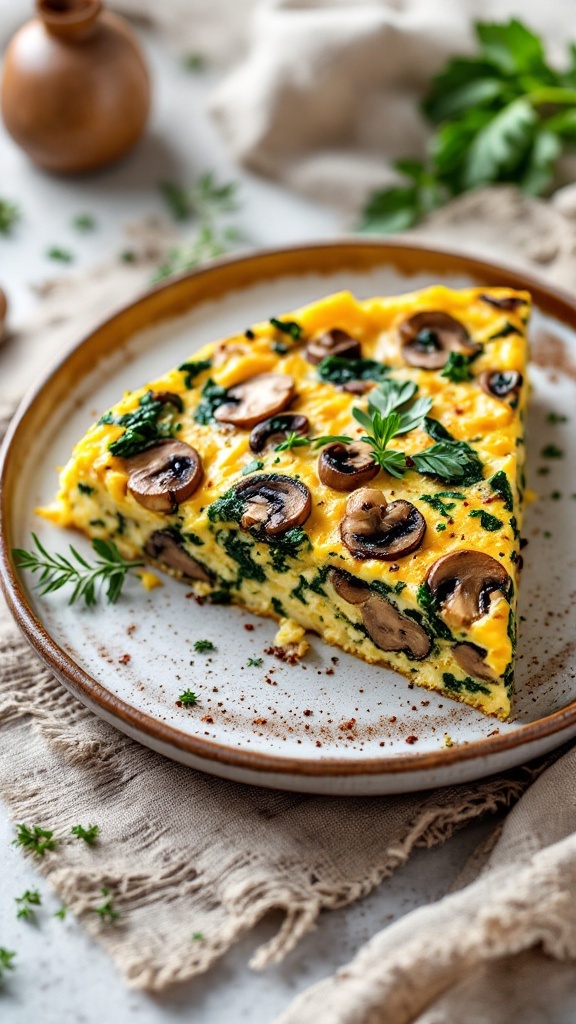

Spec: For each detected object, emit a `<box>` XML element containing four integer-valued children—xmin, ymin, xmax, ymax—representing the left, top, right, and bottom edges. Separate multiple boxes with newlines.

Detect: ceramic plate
<box><xmin>1</xmin><ymin>241</ymin><xmax>576</xmax><ymax>795</ymax></box>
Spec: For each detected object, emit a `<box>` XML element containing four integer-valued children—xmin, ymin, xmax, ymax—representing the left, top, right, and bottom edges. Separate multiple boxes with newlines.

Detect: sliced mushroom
<box><xmin>306</xmin><ymin>328</ymin><xmax>361</xmax><ymax>365</ymax></box>
<box><xmin>214</xmin><ymin>373</ymin><xmax>295</xmax><ymax>429</ymax></box>
<box><xmin>479</xmin><ymin>370</ymin><xmax>522</xmax><ymax>401</ymax></box>
<box><xmin>400</xmin><ymin>311</ymin><xmax>480</xmax><ymax>370</ymax></box>
<box><xmin>145</xmin><ymin>529</ymin><xmax>212</xmax><ymax>582</ymax></box>
<box><xmin>340</xmin><ymin>488</ymin><xmax>426</xmax><ymax>560</ymax></box>
<box><xmin>126</xmin><ymin>440</ymin><xmax>202</xmax><ymax>513</ymax></box>
<box><xmin>426</xmin><ymin>550</ymin><xmax>511</xmax><ymax>629</ymax></box>
<box><xmin>150</xmin><ymin>390</ymin><xmax>184</xmax><ymax>412</ymax></box>
<box><xmin>328</xmin><ymin>568</ymin><xmax>371</xmax><ymax>605</ymax></box>
<box><xmin>362</xmin><ymin>594</ymin><xmax>431</xmax><ymax>659</ymax></box>
<box><xmin>318</xmin><ymin>441</ymin><xmax>379</xmax><ymax>492</ymax></box>
<box><xmin>342</xmin><ymin>379</ymin><xmax>373</xmax><ymax>395</ymax></box>
<box><xmin>328</xmin><ymin>569</ymin><xmax>430</xmax><ymax>659</ymax></box>
<box><xmin>453</xmin><ymin>642</ymin><xmax>496</xmax><ymax>683</ymax></box>
<box><xmin>249</xmin><ymin>413</ymin><xmax>309</xmax><ymax>453</ymax></box>
<box><xmin>233</xmin><ymin>473</ymin><xmax>311</xmax><ymax>538</ymax></box>
<box><xmin>480</xmin><ymin>294</ymin><xmax>526</xmax><ymax>311</ymax></box>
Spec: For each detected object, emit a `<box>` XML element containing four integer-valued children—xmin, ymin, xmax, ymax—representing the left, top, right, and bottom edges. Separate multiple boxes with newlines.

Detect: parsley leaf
<box><xmin>92</xmin><ymin>887</ymin><xmax>119</xmax><ymax>924</ymax></box>
<box><xmin>194</xmin><ymin>639</ymin><xmax>215</xmax><ymax>652</ymax></box>
<box><xmin>15</xmin><ymin>889</ymin><xmax>41</xmax><ymax>920</ymax></box>
<box><xmin>0</xmin><ymin>199</ymin><xmax>20</xmax><ymax>235</ymax></box>
<box><xmin>0</xmin><ymin>948</ymin><xmax>16</xmax><ymax>982</ymax></box>
<box><xmin>178</xmin><ymin>689</ymin><xmax>199</xmax><ymax>706</ymax></box>
<box><xmin>360</xmin><ymin>18</ymin><xmax>576</xmax><ymax>232</ymax></box>
<box><xmin>440</xmin><ymin>352</ymin><xmax>477</xmax><ymax>382</ymax></box>
<box><xmin>12</xmin><ymin>823</ymin><xmax>56</xmax><ymax>857</ymax></box>
<box><xmin>71</xmin><ymin>824</ymin><xmax>100</xmax><ymax>846</ymax></box>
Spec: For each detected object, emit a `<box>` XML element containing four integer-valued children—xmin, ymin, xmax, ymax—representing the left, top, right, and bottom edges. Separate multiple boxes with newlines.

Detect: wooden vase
<box><xmin>0</xmin><ymin>0</ymin><xmax>151</xmax><ymax>174</ymax></box>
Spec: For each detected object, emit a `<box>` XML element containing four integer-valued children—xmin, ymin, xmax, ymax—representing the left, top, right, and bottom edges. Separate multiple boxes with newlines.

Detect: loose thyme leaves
<box><xmin>92</xmin><ymin>887</ymin><xmax>119</xmax><ymax>923</ymax></box>
<box><xmin>73</xmin><ymin>214</ymin><xmax>96</xmax><ymax>232</ymax></box>
<box><xmin>178</xmin><ymin>689</ymin><xmax>198</xmax><ymax>707</ymax></box>
<box><xmin>15</xmin><ymin>889</ymin><xmax>41</xmax><ymax>921</ymax></box>
<box><xmin>14</xmin><ymin>535</ymin><xmax>143</xmax><ymax>607</ymax></box>
<box><xmin>194</xmin><ymin>639</ymin><xmax>215</xmax><ymax>652</ymax></box>
<box><xmin>0</xmin><ymin>948</ymin><xmax>16</xmax><ymax>982</ymax></box>
<box><xmin>71</xmin><ymin>824</ymin><xmax>100</xmax><ymax>846</ymax></box>
<box><xmin>54</xmin><ymin>905</ymin><xmax>67</xmax><ymax>921</ymax></box>
<box><xmin>0</xmin><ymin>199</ymin><xmax>21</xmax><ymax>235</ymax></box>
<box><xmin>46</xmin><ymin>246</ymin><xmax>74</xmax><ymax>263</ymax></box>
<box><xmin>13</xmin><ymin>824</ymin><xmax>56</xmax><ymax>857</ymax></box>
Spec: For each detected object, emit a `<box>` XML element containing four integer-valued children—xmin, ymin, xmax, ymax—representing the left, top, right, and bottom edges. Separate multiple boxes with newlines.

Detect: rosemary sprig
<box><xmin>13</xmin><ymin>535</ymin><xmax>143</xmax><ymax>607</ymax></box>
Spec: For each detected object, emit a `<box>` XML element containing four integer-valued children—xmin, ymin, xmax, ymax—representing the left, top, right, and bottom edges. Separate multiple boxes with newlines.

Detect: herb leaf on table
<box><xmin>13</xmin><ymin>535</ymin><xmax>143</xmax><ymax>607</ymax></box>
<box><xmin>360</xmin><ymin>18</ymin><xmax>576</xmax><ymax>232</ymax></box>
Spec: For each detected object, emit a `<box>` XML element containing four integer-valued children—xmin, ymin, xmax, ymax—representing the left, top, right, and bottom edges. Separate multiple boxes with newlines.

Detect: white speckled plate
<box><xmin>1</xmin><ymin>242</ymin><xmax>576</xmax><ymax>794</ymax></box>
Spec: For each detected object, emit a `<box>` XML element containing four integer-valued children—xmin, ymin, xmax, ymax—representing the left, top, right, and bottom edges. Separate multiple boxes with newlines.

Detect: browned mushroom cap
<box><xmin>150</xmin><ymin>390</ymin><xmax>184</xmax><ymax>413</ymax></box>
<box><xmin>126</xmin><ymin>440</ymin><xmax>202</xmax><ymax>513</ymax></box>
<box><xmin>426</xmin><ymin>550</ymin><xmax>511</xmax><ymax>629</ymax></box>
<box><xmin>328</xmin><ymin>569</ymin><xmax>430</xmax><ymax>659</ymax></box>
<box><xmin>214</xmin><ymin>373</ymin><xmax>295</xmax><ymax>429</ymax></box>
<box><xmin>453</xmin><ymin>642</ymin><xmax>495</xmax><ymax>682</ymax></box>
<box><xmin>249</xmin><ymin>413</ymin><xmax>309</xmax><ymax>453</ymax></box>
<box><xmin>400</xmin><ymin>311</ymin><xmax>480</xmax><ymax>370</ymax></box>
<box><xmin>318</xmin><ymin>441</ymin><xmax>378</xmax><ymax>492</ymax></box>
<box><xmin>306</xmin><ymin>328</ymin><xmax>361</xmax><ymax>365</ymax></box>
<box><xmin>480</xmin><ymin>294</ymin><xmax>526</xmax><ymax>311</ymax></box>
<box><xmin>478</xmin><ymin>370</ymin><xmax>522</xmax><ymax>401</ymax></box>
<box><xmin>328</xmin><ymin>567</ymin><xmax>371</xmax><ymax>604</ymax></box>
<box><xmin>145</xmin><ymin>529</ymin><xmax>212</xmax><ymax>582</ymax></box>
<box><xmin>340</xmin><ymin>488</ymin><xmax>426</xmax><ymax>560</ymax></box>
<box><xmin>233</xmin><ymin>473</ymin><xmax>311</xmax><ymax>537</ymax></box>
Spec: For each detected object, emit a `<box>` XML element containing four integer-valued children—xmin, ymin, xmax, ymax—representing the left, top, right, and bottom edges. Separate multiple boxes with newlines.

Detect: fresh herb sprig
<box><xmin>178</xmin><ymin>689</ymin><xmax>198</xmax><ymax>707</ymax></box>
<box><xmin>0</xmin><ymin>948</ymin><xmax>16</xmax><ymax>983</ymax></box>
<box><xmin>154</xmin><ymin>172</ymin><xmax>242</xmax><ymax>281</ymax></box>
<box><xmin>13</xmin><ymin>535</ymin><xmax>143</xmax><ymax>607</ymax></box>
<box><xmin>15</xmin><ymin>889</ymin><xmax>42</xmax><ymax>921</ymax></box>
<box><xmin>320</xmin><ymin>379</ymin><xmax>483</xmax><ymax>483</ymax></box>
<box><xmin>71</xmin><ymin>824</ymin><xmax>100</xmax><ymax>846</ymax></box>
<box><xmin>12</xmin><ymin>824</ymin><xmax>56</xmax><ymax>857</ymax></box>
<box><xmin>92</xmin><ymin>887</ymin><xmax>119</xmax><ymax>924</ymax></box>
<box><xmin>360</xmin><ymin>19</ymin><xmax>576</xmax><ymax>232</ymax></box>
<box><xmin>0</xmin><ymin>199</ymin><xmax>21</xmax><ymax>236</ymax></box>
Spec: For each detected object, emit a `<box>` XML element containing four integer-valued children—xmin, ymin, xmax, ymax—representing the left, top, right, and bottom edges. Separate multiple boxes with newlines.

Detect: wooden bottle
<box><xmin>1</xmin><ymin>0</ymin><xmax>151</xmax><ymax>174</ymax></box>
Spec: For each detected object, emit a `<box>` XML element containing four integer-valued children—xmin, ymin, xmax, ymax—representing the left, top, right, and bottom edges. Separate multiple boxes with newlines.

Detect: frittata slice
<box><xmin>42</xmin><ymin>285</ymin><xmax>529</xmax><ymax>720</ymax></box>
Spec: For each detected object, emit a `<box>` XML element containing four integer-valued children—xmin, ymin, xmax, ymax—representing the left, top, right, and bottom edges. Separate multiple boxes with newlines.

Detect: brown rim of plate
<box><xmin>1</xmin><ymin>238</ymin><xmax>575</xmax><ymax>779</ymax></box>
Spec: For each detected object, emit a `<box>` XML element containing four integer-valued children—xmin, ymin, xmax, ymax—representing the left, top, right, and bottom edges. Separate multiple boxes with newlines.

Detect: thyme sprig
<box><xmin>13</xmin><ymin>535</ymin><xmax>143</xmax><ymax>607</ymax></box>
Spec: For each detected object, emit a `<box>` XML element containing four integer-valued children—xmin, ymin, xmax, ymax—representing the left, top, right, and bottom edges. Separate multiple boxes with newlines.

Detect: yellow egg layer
<box><xmin>42</xmin><ymin>286</ymin><xmax>530</xmax><ymax>720</ymax></box>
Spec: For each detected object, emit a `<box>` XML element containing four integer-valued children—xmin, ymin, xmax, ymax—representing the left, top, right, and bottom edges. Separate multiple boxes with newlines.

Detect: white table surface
<box><xmin>0</xmin><ymin>23</ymin><xmax>509</xmax><ymax>1024</ymax></box>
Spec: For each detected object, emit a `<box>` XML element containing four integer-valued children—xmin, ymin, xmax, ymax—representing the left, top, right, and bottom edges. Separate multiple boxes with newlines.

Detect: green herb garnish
<box><xmin>73</xmin><ymin>214</ymin><xmax>96</xmax><ymax>232</ymax></box>
<box><xmin>469</xmin><ymin>509</ymin><xmax>503</xmax><ymax>531</ymax></box>
<box><xmin>419</xmin><ymin>491</ymin><xmax>465</xmax><ymax>517</ymax></box>
<box><xmin>179</xmin><ymin>358</ymin><xmax>212</xmax><ymax>388</ymax></box>
<box><xmin>107</xmin><ymin>390</ymin><xmax>181</xmax><ymax>458</ymax></box>
<box><xmin>316</xmin><ymin>355</ymin><xmax>389</xmax><ymax>385</ymax></box>
<box><xmin>541</xmin><ymin>443</ymin><xmax>564</xmax><ymax>459</ymax></box>
<box><xmin>15</xmin><ymin>889</ymin><xmax>41</xmax><ymax>921</ymax></box>
<box><xmin>54</xmin><ymin>905</ymin><xmax>67</xmax><ymax>921</ymax></box>
<box><xmin>71</xmin><ymin>824</ymin><xmax>100</xmax><ymax>846</ymax></box>
<box><xmin>269</xmin><ymin>317</ymin><xmax>302</xmax><ymax>340</ymax></box>
<box><xmin>13</xmin><ymin>535</ymin><xmax>143</xmax><ymax>606</ymax></box>
<box><xmin>242</xmin><ymin>459</ymin><xmax>264</xmax><ymax>475</ymax></box>
<box><xmin>12</xmin><ymin>823</ymin><xmax>56</xmax><ymax>857</ymax></box>
<box><xmin>183</xmin><ymin>53</ymin><xmax>206</xmax><ymax>72</ymax></box>
<box><xmin>192</xmin><ymin>931</ymin><xmax>205</xmax><ymax>941</ymax></box>
<box><xmin>92</xmin><ymin>888</ymin><xmax>119</xmax><ymax>923</ymax></box>
<box><xmin>247</xmin><ymin>657</ymin><xmax>263</xmax><ymax>667</ymax></box>
<box><xmin>440</xmin><ymin>352</ymin><xmax>478</xmax><ymax>382</ymax></box>
<box><xmin>547</xmin><ymin>412</ymin><xmax>568</xmax><ymax>423</ymax></box>
<box><xmin>46</xmin><ymin>246</ymin><xmax>74</xmax><ymax>263</ymax></box>
<box><xmin>194</xmin><ymin>378</ymin><xmax>229</xmax><ymax>424</ymax></box>
<box><xmin>178</xmin><ymin>689</ymin><xmax>199</xmax><ymax>706</ymax></box>
<box><xmin>0</xmin><ymin>948</ymin><xmax>16</xmax><ymax>983</ymax></box>
<box><xmin>77</xmin><ymin>482</ymin><xmax>94</xmax><ymax>496</ymax></box>
<box><xmin>274</xmin><ymin>432</ymin><xmax>311</xmax><ymax>453</ymax></box>
<box><xmin>194</xmin><ymin>639</ymin><xmax>216</xmax><ymax>652</ymax></box>
<box><xmin>360</xmin><ymin>19</ymin><xmax>576</xmax><ymax>233</ymax></box>
<box><xmin>489</xmin><ymin>469</ymin><xmax>514</xmax><ymax>510</ymax></box>
<box><xmin>442</xmin><ymin>672</ymin><xmax>491</xmax><ymax>696</ymax></box>
<box><xmin>0</xmin><ymin>199</ymin><xmax>20</xmax><ymax>235</ymax></box>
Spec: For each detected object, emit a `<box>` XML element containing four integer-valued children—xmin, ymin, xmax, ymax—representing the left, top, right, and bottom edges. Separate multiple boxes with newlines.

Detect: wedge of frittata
<box><xmin>42</xmin><ymin>286</ymin><xmax>529</xmax><ymax>719</ymax></box>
